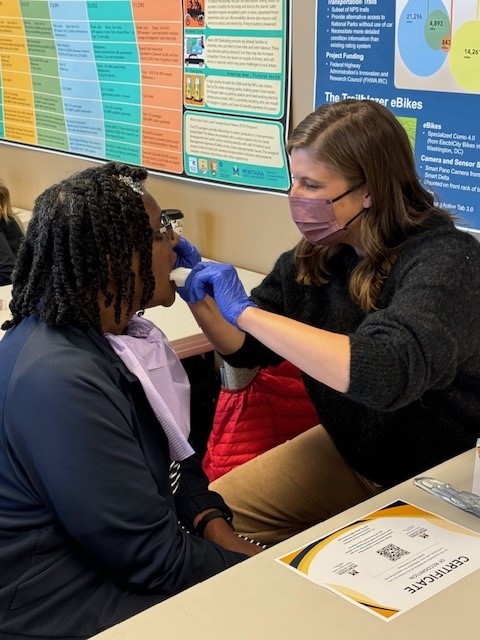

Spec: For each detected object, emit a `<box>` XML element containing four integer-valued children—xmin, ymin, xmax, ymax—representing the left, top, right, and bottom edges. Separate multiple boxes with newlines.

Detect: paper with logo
<box><xmin>276</xmin><ymin>500</ymin><xmax>480</xmax><ymax>621</ymax></box>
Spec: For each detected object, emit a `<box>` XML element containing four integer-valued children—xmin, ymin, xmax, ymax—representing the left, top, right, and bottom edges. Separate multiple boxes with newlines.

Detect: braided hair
<box><xmin>2</xmin><ymin>162</ymin><xmax>156</xmax><ymax>331</ymax></box>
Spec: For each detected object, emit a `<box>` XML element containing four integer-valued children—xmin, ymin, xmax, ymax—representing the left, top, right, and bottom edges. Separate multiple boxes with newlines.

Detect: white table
<box><xmin>90</xmin><ymin>449</ymin><xmax>480</xmax><ymax>640</ymax></box>
<box><xmin>0</xmin><ymin>265</ymin><xmax>264</xmax><ymax>359</ymax></box>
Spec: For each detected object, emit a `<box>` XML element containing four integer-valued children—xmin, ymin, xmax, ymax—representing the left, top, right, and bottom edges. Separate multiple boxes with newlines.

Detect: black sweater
<box><xmin>0</xmin><ymin>217</ymin><xmax>23</xmax><ymax>286</ymax></box>
<box><xmin>225</xmin><ymin>217</ymin><xmax>480</xmax><ymax>486</ymax></box>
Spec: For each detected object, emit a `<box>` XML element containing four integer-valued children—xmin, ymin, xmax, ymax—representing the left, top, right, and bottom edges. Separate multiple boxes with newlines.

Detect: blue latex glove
<box><xmin>181</xmin><ymin>262</ymin><xmax>257</xmax><ymax>327</ymax></box>
<box><xmin>176</xmin><ymin>262</ymin><xmax>208</xmax><ymax>303</ymax></box>
<box><xmin>174</xmin><ymin>236</ymin><xmax>201</xmax><ymax>269</ymax></box>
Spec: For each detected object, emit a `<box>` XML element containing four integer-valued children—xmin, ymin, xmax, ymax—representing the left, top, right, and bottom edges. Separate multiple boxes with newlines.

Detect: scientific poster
<box><xmin>315</xmin><ymin>0</ymin><xmax>480</xmax><ymax>230</ymax></box>
<box><xmin>0</xmin><ymin>0</ymin><xmax>291</xmax><ymax>193</ymax></box>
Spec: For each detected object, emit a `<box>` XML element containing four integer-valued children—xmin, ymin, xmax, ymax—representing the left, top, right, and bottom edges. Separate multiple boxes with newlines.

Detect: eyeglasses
<box><xmin>153</xmin><ymin>212</ymin><xmax>174</xmax><ymax>242</ymax></box>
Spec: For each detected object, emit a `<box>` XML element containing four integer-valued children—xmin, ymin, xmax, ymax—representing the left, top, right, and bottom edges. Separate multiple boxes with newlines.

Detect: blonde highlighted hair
<box><xmin>0</xmin><ymin>182</ymin><xmax>13</xmax><ymax>223</ymax></box>
<box><xmin>288</xmin><ymin>99</ymin><xmax>451</xmax><ymax>312</ymax></box>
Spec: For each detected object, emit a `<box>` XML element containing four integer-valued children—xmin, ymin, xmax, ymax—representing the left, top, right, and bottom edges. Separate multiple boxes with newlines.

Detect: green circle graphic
<box><xmin>424</xmin><ymin>10</ymin><xmax>451</xmax><ymax>50</ymax></box>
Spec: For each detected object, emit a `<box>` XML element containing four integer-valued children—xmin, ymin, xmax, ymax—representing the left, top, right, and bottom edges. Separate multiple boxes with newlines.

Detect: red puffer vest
<box><xmin>202</xmin><ymin>360</ymin><xmax>319</xmax><ymax>482</ymax></box>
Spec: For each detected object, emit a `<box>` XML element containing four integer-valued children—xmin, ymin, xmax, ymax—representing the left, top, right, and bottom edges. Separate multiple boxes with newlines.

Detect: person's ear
<box><xmin>363</xmin><ymin>193</ymin><xmax>372</xmax><ymax>209</ymax></box>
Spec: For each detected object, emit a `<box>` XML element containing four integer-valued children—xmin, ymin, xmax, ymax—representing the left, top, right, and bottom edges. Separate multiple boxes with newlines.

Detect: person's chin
<box><xmin>165</xmin><ymin>292</ymin><xmax>176</xmax><ymax>307</ymax></box>
<box><xmin>165</xmin><ymin>282</ymin><xmax>177</xmax><ymax>307</ymax></box>
<box><xmin>145</xmin><ymin>285</ymin><xmax>176</xmax><ymax>309</ymax></box>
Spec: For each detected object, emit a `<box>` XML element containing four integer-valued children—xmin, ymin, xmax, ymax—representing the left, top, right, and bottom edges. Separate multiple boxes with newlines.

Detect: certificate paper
<box><xmin>276</xmin><ymin>501</ymin><xmax>480</xmax><ymax>621</ymax></box>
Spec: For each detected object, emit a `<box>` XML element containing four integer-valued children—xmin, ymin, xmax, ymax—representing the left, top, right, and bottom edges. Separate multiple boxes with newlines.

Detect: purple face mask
<box><xmin>289</xmin><ymin>182</ymin><xmax>365</xmax><ymax>245</ymax></box>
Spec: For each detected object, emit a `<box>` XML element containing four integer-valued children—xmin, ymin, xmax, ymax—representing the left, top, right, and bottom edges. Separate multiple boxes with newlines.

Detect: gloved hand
<box><xmin>174</xmin><ymin>236</ymin><xmax>201</xmax><ymax>269</ymax></box>
<box><xmin>180</xmin><ymin>262</ymin><xmax>257</xmax><ymax>327</ymax></box>
<box><xmin>176</xmin><ymin>262</ymin><xmax>208</xmax><ymax>303</ymax></box>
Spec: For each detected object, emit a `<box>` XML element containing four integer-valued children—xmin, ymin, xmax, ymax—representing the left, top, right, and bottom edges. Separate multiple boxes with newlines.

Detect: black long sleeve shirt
<box><xmin>0</xmin><ymin>217</ymin><xmax>23</xmax><ymax>285</ymax></box>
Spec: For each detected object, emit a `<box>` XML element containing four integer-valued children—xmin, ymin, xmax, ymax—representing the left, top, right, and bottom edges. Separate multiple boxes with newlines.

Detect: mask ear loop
<box><xmin>337</xmin><ymin>181</ymin><xmax>368</xmax><ymax>229</ymax></box>
<box><xmin>331</xmin><ymin>181</ymin><xmax>365</xmax><ymax>203</ymax></box>
<box><xmin>342</xmin><ymin>207</ymin><xmax>366</xmax><ymax>230</ymax></box>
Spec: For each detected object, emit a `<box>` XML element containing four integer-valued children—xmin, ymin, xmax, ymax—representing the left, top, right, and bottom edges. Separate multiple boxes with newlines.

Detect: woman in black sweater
<box><xmin>0</xmin><ymin>182</ymin><xmax>24</xmax><ymax>285</ymax></box>
<box><xmin>180</xmin><ymin>99</ymin><xmax>480</xmax><ymax>545</ymax></box>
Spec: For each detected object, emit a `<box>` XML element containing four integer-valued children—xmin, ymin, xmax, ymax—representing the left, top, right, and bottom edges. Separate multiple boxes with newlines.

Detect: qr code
<box><xmin>376</xmin><ymin>543</ymin><xmax>410</xmax><ymax>562</ymax></box>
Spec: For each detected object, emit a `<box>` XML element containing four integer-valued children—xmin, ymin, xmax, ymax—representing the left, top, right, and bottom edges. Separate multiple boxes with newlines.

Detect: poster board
<box><xmin>315</xmin><ymin>0</ymin><xmax>480</xmax><ymax>231</ymax></box>
<box><xmin>0</xmin><ymin>0</ymin><xmax>291</xmax><ymax>193</ymax></box>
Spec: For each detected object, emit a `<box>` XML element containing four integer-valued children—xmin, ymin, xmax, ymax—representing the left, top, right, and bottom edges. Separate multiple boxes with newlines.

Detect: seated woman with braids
<box><xmin>0</xmin><ymin>162</ymin><xmax>259</xmax><ymax>640</ymax></box>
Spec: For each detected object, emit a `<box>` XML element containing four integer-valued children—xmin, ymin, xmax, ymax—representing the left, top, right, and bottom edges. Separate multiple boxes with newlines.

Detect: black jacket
<box><xmin>0</xmin><ymin>317</ymin><xmax>246</xmax><ymax>639</ymax></box>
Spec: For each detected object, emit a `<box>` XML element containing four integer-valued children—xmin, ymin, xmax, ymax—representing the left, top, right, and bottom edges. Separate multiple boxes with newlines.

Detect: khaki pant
<box><xmin>210</xmin><ymin>424</ymin><xmax>383</xmax><ymax>546</ymax></box>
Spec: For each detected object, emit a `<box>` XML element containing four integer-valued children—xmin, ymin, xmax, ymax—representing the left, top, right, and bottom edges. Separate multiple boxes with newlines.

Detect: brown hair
<box><xmin>288</xmin><ymin>99</ymin><xmax>451</xmax><ymax>311</ymax></box>
<box><xmin>0</xmin><ymin>182</ymin><xmax>13</xmax><ymax>223</ymax></box>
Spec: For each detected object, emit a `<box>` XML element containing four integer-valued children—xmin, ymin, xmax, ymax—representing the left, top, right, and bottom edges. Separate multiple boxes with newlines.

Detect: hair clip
<box><xmin>116</xmin><ymin>175</ymin><xmax>144</xmax><ymax>195</ymax></box>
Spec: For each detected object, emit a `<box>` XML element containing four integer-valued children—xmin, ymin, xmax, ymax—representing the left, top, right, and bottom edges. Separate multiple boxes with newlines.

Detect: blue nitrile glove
<box><xmin>176</xmin><ymin>262</ymin><xmax>209</xmax><ymax>303</ymax></box>
<box><xmin>189</xmin><ymin>262</ymin><xmax>257</xmax><ymax>327</ymax></box>
<box><xmin>174</xmin><ymin>236</ymin><xmax>201</xmax><ymax>269</ymax></box>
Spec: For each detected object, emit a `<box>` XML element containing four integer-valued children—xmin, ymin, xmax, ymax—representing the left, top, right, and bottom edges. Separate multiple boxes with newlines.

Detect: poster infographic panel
<box><xmin>0</xmin><ymin>0</ymin><xmax>291</xmax><ymax>193</ymax></box>
<box><xmin>315</xmin><ymin>0</ymin><xmax>480</xmax><ymax>230</ymax></box>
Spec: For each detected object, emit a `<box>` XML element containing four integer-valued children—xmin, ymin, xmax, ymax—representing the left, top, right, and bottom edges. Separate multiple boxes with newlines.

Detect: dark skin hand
<box><xmin>194</xmin><ymin>509</ymin><xmax>263</xmax><ymax>556</ymax></box>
